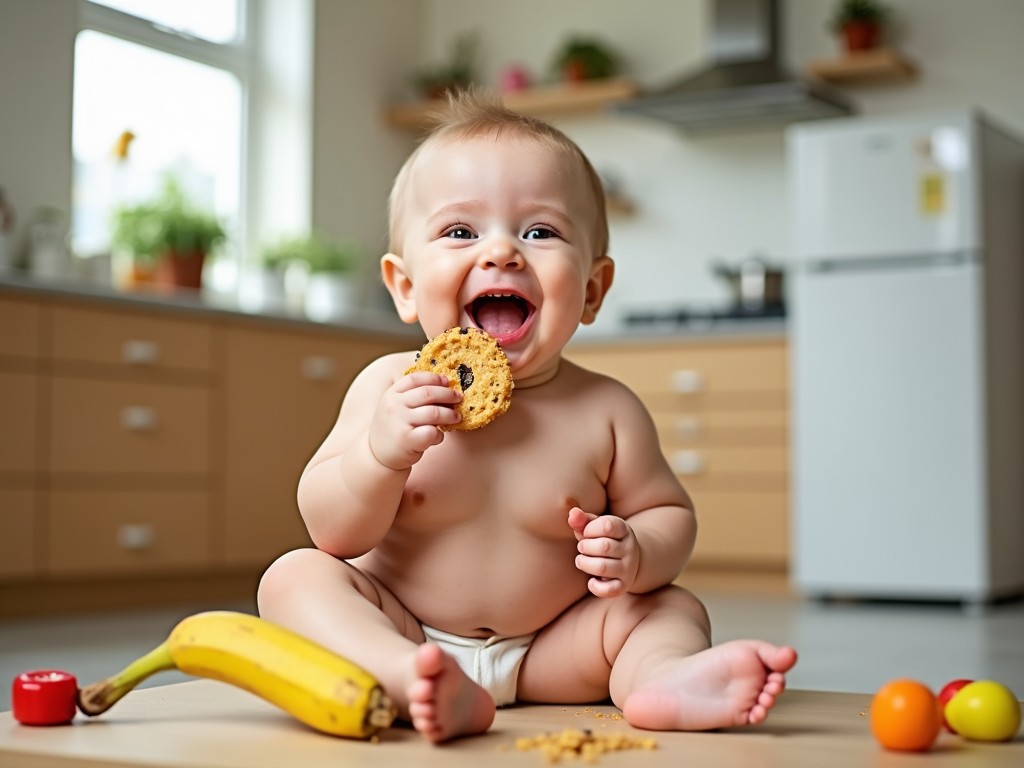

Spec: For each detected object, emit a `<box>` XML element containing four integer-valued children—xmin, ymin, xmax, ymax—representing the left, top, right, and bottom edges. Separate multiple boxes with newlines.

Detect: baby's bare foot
<box><xmin>406</xmin><ymin>643</ymin><xmax>496</xmax><ymax>743</ymax></box>
<box><xmin>622</xmin><ymin>640</ymin><xmax>798</xmax><ymax>731</ymax></box>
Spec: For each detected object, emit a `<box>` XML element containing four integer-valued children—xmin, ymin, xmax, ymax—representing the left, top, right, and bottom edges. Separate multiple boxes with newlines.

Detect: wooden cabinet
<box><xmin>47</xmin><ymin>490</ymin><xmax>212</xmax><ymax>577</ymax></box>
<box><xmin>43</xmin><ymin>303</ymin><xmax>218</xmax><ymax>577</ymax></box>
<box><xmin>49</xmin><ymin>304</ymin><xmax>215</xmax><ymax>374</ymax></box>
<box><xmin>222</xmin><ymin>325</ymin><xmax>411</xmax><ymax>567</ymax></box>
<box><xmin>566</xmin><ymin>335</ymin><xmax>790</xmax><ymax>569</ymax></box>
<box><xmin>0</xmin><ymin>287</ymin><xmax>417</xmax><ymax>613</ymax></box>
<box><xmin>0</xmin><ymin>489</ymin><xmax>37</xmax><ymax>578</ymax></box>
<box><xmin>0</xmin><ymin>298</ymin><xmax>43</xmax><ymax>579</ymax></box>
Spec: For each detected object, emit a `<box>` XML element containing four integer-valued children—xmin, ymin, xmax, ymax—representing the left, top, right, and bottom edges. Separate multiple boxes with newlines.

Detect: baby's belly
<box><xmin>360</xmin><ymin>535</ymin><xmax>590</xmax><ymax>638</ymax></box>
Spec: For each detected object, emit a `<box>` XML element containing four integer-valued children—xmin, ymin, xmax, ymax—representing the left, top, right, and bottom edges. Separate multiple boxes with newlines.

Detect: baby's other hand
<box><xmin>567</xmin><ymin>506</ymin><xmax>640</xmax><ymax>598</ymax></box>
<box><xmin>368</xmin><ymin>372</ymin><xmax>462</xmax><ymax>470</ymax></box>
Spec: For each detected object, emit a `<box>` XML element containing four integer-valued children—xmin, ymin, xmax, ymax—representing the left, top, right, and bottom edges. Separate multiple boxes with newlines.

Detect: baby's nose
<box><xmin>478</xmin><ymin>237</ymin><xmax>523</xmax><ymax>270</ymax></box>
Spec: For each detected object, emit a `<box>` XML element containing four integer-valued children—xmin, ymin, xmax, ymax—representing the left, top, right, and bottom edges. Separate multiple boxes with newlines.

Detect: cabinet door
<box><xmin>0</xmin><ymin>297</ymin><xmax>41</xmax><ymax>481</ymax></box>
<box><xmin>0</xmin><ymin>296</ymin><xmax>42</xmax><ymax>359</ymax></box>
<box><xmin>48</xmin><ymin>377</ymin><xmax>211</xmax><ymax>475</ymax></box>
<box><xmin>567</xmin><ymin>339</ymin><xmax>790</xmax><ymax>569</ymax></box>
<box><xmin>50</xmin><ymin>304</ymin><xmax>214</xmax><ymax>375</ymax></box>
<box><xmin>222</xmin><ymin>325</ymin><xmax>411</xmax><ymax>566</ymax></box>
<box><xmin>0</xmin><ymin>489</ymin><xmax>38</xmax><ymax>578</ymax></box>
<box><xmin>0</xmin><ymin>371</ymin><xmax>38</xmax><ymax>475</ymax></box>
<box><xmin>47</xmin><ymin>490</ymin><xmax>211</xmax><ymax>576</ymax></box>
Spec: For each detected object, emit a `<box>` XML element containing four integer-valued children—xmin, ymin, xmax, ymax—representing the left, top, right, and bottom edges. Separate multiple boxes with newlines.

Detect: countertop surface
<box><xmin>0</xmin><ymin>272</ymin><xmax>421</xmax><ymax>339</ymax></box>
<box><xmin>1</xmin><ymin>272</ymin><xmax>786</xmax><ymax>344</ymax></box>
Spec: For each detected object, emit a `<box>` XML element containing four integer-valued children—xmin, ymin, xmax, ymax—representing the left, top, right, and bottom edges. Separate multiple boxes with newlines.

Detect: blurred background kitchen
<box><xmin>2</xmin><ymin>0</ymin><xmax>1023</xmax><ymax>709</ymax></box>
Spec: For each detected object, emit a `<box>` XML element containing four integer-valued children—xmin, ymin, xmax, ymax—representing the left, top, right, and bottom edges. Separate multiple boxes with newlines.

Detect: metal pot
<box><xmin>712</xmin><ymin>256</ymin><xmax>785</xmax><ymax>310</ymax></box>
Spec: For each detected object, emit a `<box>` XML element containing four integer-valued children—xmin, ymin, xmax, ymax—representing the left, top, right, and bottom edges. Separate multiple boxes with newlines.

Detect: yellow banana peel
<box><xmin>78</xmin><ymin>611</ymin><xmax>396</xmax><ymax>739</ymax></box>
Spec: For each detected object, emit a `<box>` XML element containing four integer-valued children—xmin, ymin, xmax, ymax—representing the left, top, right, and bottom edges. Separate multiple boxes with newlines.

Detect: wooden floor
<box><xmin>1</xmin><ymin>679</ymin><xmax>1021</xmax><ymax>767</ymax></box>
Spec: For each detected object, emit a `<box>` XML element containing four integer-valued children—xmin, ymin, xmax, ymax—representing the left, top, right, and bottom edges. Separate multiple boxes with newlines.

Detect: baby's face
<box><xmin>393</xmin><ymin>135</ymin><xmax>607</xmax><ymax>384</ymax></box>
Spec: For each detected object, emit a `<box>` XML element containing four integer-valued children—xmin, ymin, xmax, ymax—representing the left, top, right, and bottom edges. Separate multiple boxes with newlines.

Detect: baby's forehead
<box><xmin>415</xmin><ymin>131</ymin><xmax>572</xmax><ymax>170</ymax></box>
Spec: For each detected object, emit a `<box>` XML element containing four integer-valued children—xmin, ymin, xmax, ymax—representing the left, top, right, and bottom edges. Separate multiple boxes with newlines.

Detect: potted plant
<box><xmin>260</xmin><ymin>232</ymin><xmax>362</xmax><ymax>321</ymax></box>
<box><xmin>112</xmin><ymin>176</ymin><xmax>225</xmax><ymax>290</ymax></box>
<box><xmin>551</xmin><ymin>37</ymin><xmax>620</xmax><ymax>83</ymax></box>
<box><xmin>829</xmin><ymin>0</ymin><xmax>888</xmax><ymax>52</ymax></box>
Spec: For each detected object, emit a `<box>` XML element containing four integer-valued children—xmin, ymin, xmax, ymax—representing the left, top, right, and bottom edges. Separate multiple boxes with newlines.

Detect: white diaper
<box><xmin>420</xmin><ymin>625</ymin><xmax>536</xmax><ymax>706</ymax></box>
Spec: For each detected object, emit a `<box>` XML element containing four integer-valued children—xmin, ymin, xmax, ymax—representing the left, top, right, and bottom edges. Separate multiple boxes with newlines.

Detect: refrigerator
<box><xmin>787</xmin><ymin>109</ymin><xmax>1024</xmax><ymax>604</ymax></box>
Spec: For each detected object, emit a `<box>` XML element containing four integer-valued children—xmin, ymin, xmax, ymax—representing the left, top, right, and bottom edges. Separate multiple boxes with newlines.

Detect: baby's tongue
<box><xmin>475</xmin><ymin>298</ymin><xmax>524</xmax><ymax>338</ymax></box>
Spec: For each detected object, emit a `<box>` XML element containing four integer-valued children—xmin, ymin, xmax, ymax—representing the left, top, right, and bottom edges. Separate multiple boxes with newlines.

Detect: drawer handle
<box><xmin>122</xmin><ymin>339</ymin><xmax>161</xmax><ymax>365</ymax></box>
<box><xmin>675</xmin><ymin>416</ymin><xmax>702</xmax><ymax>439</ymax></box>
<box><xmin>301</xmin><ymin>355</ymin><xmax>337</xmax><ymax>381</ymax></box>
<box><xmin>117</xmin><ymin>523</ymin><xmax>156</xmax><ymax>551</ymax></box>
<box><xmin>671</xmin><ymin>369</ymin><xmax>704</xmax><ymax>394</ymax></box>
<box><xmin>671</xmin><ymin>450</ymin><xmax>705</xmax><ymax>475</ymax></box>
<box><xmin>120</xmin><ymin>406</ymin><xmax>158</xmax><ymax>432</ymax></box>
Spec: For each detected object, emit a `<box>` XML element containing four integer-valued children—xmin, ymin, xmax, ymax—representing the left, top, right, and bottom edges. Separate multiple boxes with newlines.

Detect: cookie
<box><xmin>404</xmin><ymin>327</ymin><xmax>514</xmax><ymax>431</ymax></box>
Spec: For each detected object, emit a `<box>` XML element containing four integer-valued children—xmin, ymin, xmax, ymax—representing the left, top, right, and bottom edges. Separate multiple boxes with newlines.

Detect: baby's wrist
<box><xmin>366</xmin><ymin>433</ymin><xmax>410</xmax><ymax>473</ymax></box>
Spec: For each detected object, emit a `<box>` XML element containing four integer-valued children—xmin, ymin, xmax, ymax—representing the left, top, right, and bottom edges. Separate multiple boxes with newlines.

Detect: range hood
<box><xmin>617</xmin><ymin>0</ymin><xmax>853</xmax><ymax>132</ymax></box>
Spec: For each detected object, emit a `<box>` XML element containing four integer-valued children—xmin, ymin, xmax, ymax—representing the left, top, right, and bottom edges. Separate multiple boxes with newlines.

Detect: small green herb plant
<box><xmin>112</xmin><ymin>176</ymin><xmax>225</xmax><ymax>263</ymax></box>
<box><xmin>261</xmin><ymin>232</ymin><xmax>360</xmax><ymax>274</ymax></box>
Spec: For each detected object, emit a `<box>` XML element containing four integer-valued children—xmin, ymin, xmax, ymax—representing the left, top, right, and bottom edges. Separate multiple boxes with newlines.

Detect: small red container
<box><xmin>12</xmin><ymin>670</ymin><xmax>78</xmax><ymax>726</ymax></box>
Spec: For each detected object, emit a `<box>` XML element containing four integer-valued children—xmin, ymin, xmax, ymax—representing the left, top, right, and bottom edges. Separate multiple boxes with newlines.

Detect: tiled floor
<box><xmin>2</xmin><ymin>588</ymin><xmax>1023</xmax><ymax>712</ymax></box>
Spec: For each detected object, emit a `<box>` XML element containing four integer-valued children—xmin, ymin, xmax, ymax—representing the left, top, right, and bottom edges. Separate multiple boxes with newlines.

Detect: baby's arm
<box><xmin>297</xmin><ymin>353</ymin><xmax>461</xmax><ymax>557</ymax></box>
<box><xmin>571</xmin><ymin>383</ymin><xmax>696</xmax><ymax>596</ymax></box>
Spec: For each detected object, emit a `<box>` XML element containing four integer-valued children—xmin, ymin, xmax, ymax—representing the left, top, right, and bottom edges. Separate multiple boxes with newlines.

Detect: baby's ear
<box><xmin>581</xmin><ymin>256</ymin><xmax>615</xmax><ymax>325</ymax></box>
<box><xmin>381</xmin><ymin>253</ymin><xmax>419</xmax><ymax>324</ymax></box>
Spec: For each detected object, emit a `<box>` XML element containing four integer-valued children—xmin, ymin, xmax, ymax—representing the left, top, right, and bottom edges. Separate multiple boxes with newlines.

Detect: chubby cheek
<box><xmin>411</xmin><ymin>272</ymin><xmax>466</xmax><ymax>335</ymax></box>
<box><xmin>544</xmin><ymin>269</ymin><xmax>589</xmax><ymax>320</ymax></box>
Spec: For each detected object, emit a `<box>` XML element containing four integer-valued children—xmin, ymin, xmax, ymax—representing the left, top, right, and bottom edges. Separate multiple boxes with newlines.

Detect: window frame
<box><xmin>75</xmin><ymin>0</ymin><xmax>315</xmax><ymax>278</ymax></box>
<box><xmin>75</xmin><ymin>0</ymin><xmax>255</xmax><ymax>269</ymax></box>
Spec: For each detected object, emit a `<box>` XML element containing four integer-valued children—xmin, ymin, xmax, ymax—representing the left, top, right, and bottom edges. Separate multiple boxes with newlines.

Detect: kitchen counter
<box><xmin>572</xmin><ymin>317</ymin><xmax>786</xmax><ymax>347</ymax></box>
<box><xmin>1</xmin><ymin>273</ymin><xmax>785</xmax><ymax>344</ymax></box>
<box><xmin>0</xmin><ymin>272</ymin><xmax>421</xmax><ymax>340</ymax></box>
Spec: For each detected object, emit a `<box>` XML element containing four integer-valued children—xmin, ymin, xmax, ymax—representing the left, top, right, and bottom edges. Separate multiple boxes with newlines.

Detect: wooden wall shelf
<box><xmin>384</xmin><ymin>77</ymin><xmax>638</xmax><ymax>131</ymax></box>
<box><xmin>807</xmin><ymin>48</ymin><xmax>917</xmax><ymax>85</ymax></box>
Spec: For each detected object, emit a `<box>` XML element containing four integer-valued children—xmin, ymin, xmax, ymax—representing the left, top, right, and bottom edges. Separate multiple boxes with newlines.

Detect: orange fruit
<box><xmin>870</xmin><ymin>679</ymin><xmax>942</xmax><ymax>751</ymax></box>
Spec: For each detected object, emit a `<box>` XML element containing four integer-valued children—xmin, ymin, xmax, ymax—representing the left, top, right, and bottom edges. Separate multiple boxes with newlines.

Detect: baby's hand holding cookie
<box><xmin>370</xmin><ymin>328</ymin><xmax>513</xmax><ymax>470</ymax></box>
<box><xmin>404</xmin><ymin>327</ymin><xmax>513</xmax><ymax>431</ymax></box>
<box><xmin>368</xmin><ymin>371</ymin><xmax>463</xmax><ymax>470</ymax></box>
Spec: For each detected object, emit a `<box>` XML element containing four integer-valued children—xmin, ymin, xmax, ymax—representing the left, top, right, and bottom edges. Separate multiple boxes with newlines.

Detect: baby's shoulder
<box><xmin>557</xmin><ymin>358</ymin><xmax>646</xmax><ymax>408</ymax></box>
<box><xmin>349</xmin><ymin>350</ymin><xmax>418</xmax><ymax>392</ymax></box>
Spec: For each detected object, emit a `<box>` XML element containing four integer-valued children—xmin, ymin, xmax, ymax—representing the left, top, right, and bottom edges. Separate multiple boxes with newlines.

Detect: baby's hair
<box><xmin>387</xmin><ymin>88</ymin><xmax>609</xmax><ymax>260</ymax></box>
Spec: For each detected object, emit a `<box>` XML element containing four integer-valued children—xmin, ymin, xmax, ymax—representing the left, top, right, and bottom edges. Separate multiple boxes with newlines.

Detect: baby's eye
<box><xmin>444</xmin><ymin>226</ymin><xmax>476</xmax><ymax>240</ymax></box>
<box><xmin>524</xmin><ymin>226</ymin><xmax>557</xmax><ymax>240</ymax></box>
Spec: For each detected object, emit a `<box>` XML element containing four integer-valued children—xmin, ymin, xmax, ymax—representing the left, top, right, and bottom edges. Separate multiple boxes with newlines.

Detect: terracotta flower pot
<box><xmin>842</xmin><ymin>20</ymin><xmax>880</xmax><ymax>52</ymax></box>
<box><xmin>156</xmin><ymin>248</ymin><xmax>206</xmax><ymax>290</ymax></box>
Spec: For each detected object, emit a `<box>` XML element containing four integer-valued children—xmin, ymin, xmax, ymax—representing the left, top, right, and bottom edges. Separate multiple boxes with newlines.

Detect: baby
<box><xmin>257</xmin><ymin>92</ymin><xmax>797</xmax><ymax>743</ymax></box>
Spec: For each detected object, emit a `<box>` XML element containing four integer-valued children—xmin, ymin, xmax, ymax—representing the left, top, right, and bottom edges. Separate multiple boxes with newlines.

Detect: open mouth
<box><xmin>468</xmin><ymin>293</ymin><xmax>534</xmax><ymax>340</ymax></box>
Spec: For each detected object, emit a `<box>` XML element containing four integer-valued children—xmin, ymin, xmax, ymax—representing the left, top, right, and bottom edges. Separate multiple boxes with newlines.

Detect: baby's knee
<box><xmin>661</xmin><ymin>584</ymin><xmax>711</xmax><ymax>632</ymax></box>
<box><xmin>256</xmin><ymin>547</ymin><xmax>329</xmax><ymax>612</ymax></box>
<box><xmin>628</xmin><ymin>584</ymin><xmax>711</xmax><ymax>635</ymax></box>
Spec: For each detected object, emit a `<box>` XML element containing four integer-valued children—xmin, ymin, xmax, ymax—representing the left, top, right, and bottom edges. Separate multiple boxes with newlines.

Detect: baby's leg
<box><xmin>257</xmin><ymin>548</ymin><xmax>494</xmax><ymax>742</ymax></box>
<box><xmin>518</xmin><ymin>585</ymin><xmax>796</xmax><ymax>731</ymax></box>
<box><xmin>612</xmin><ymin>586</ymin><xmax>797</xmax><ymax>730</ymax></box>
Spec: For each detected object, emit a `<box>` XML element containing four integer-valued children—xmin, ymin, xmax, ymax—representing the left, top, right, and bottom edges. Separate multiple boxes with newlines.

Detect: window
<box><xmin>72</xmin><ymin>0</ymin><xmax>247</xmax><ymax>284</ymax></box>
<box><xmin>72</xmin><ymin>0</ymin><xmax>314</xmax><ymax>293</ymax></box>
<box><xmin>84</xmin><ymin>0</ymin><xmax>240</xmax><ymax>44</ymax></box>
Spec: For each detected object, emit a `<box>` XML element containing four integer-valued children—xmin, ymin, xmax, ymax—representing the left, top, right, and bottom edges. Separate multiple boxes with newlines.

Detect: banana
<box><xmin>77</xmin><ymin>611</ymin><xmax>396</xmax><ymax>739</ymax></box>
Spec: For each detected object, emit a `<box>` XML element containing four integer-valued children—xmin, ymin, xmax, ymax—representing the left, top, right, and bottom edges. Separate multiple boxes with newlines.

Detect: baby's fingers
<box><xmin>568</xmin><ymin>506</ymin><xmax>597</xmax><ymax>541</ymax></box>
<box><xmin>587</xmin><ymin>577</ymin><xmax>626</xmax><ymax>599</ymax></box>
